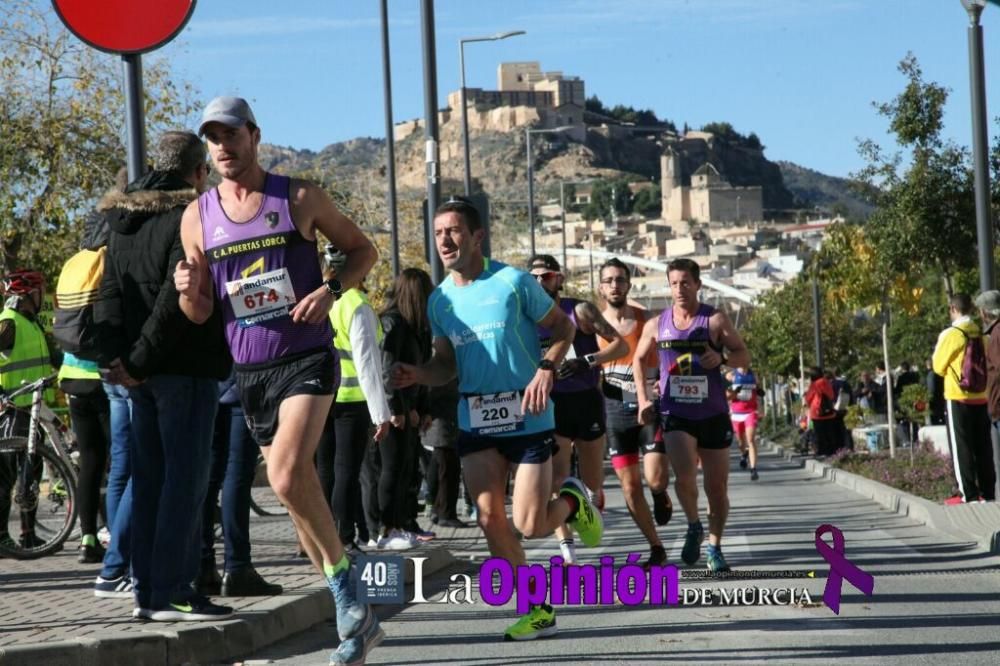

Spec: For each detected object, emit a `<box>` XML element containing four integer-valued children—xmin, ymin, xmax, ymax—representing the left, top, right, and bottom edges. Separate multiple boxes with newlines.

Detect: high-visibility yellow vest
<box><xmin>57</xmin><ymin>351</ymin><xmax>101</xmax><ymax>382</ymax></box>
<box><xmin>0</xmin><ymin>308</ymin><xmax>55</xmax><ymax>407</ymax></box>
<box><xmin>330</xmin><ymin>289</ymin><xmax>383</xmax><ymax>403</ymax></box>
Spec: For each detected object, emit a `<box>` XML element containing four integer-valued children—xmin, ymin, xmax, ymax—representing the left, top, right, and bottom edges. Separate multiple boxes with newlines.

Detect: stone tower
<box><xmin>660</xmin><ymin>146</ymin><xmax>687</xmax><ymax>222</ymax></box>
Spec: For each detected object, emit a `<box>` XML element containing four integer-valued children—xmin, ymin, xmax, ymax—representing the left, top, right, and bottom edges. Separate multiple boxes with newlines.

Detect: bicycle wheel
<box><xmin>0</xmin><ymin>437</ymin><xmax>78</xmax><ymax>559</ymax></box>
<box><xmin>249</xmin><ymin>455</ymin><xmax>288</xmax><ymax>516</ymax></box>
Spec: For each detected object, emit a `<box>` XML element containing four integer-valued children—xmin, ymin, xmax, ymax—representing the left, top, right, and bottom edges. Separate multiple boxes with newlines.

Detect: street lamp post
<box><xmin>526</xmin><ymin>125</ymin><xmax>575</xmax><ymax>256</ymax></box>
<box><xmin>459</xmin><ymin>30</ymin><xmax>525</xmax><ymax>196</ymax></box>
<box><xmin>961</xmin><ymin>0</ymin><xmax>996</xmax><ymax>292</ymax></box>
<box><xmin>379</xmin><ymin>0</ymin><xmax>400</xmax><ymax>276</ymax></box>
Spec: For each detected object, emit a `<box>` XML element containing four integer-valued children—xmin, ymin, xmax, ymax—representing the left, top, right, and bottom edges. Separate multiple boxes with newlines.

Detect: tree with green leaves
<box><xmin>854</xmin><ymin>54</ymin><xmax>977</xmax><ymax>293</ymax></box>
<box><xmin>581</xmin><ymin>177</ymin><xmax>634</xmax><ymax>221</ymax></box>
<box><xmin>0</xmin><ymin>0</ymin><xmax>198</xmax><ymax>280</ymax></box>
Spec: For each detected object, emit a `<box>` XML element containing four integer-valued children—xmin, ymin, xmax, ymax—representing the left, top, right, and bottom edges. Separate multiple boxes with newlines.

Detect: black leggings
<box><xmin>68</xmin><ymin>390</ymin><xmax>111</xmax><ymax>536</ymax></box>
<box><xmin>316</xmin><ymin>401</ymin><xmax>371</xmax><ymax>544</ymax></box>
<box><xmin>378</xmin><ymin>424</ymin><xmax>415</xmax><ymax>531</ymax></box>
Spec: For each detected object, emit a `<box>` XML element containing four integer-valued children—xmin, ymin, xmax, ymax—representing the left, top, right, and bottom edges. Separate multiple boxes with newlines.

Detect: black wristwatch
<box><xmin>324</xmin><ymin>278</ymin><xmax>343</xmax><ymax>298</ymax></box>
<box><xmin>538</xmin><ymin>359</ymin><xmax>556</xmax><ymax>373</ymax></box>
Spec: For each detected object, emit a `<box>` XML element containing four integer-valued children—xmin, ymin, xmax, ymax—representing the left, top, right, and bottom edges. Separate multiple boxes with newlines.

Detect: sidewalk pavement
<box><xmin>0</xmin><ymin>510</ymin><xmax>463</xmax><ymax>666</ymax></box>
<box><xmin>767</xmin><ymin>438</ymin><xmax>1000</xmax><ymax>555</ymax></box>
<box><xmin>4</xmin><ymin>442</ymin><xmax>999</xmax><ymax>665</ymax></box>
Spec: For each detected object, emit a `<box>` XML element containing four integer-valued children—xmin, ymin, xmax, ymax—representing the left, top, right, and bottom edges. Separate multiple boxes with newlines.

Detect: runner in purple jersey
<box><xmin>529</xmin><ymin>254</ymin><xmax>627</xmax><ymax>565</ymax></box>
<box><xmin>633</xmin><ymin>258</ymin><xmax>749</xmax><ymax>574</ymax></box>
<box><xmin>174</xmin><ymin>97</ymin><xmax>382</xmax><ymax>666</ymax></box>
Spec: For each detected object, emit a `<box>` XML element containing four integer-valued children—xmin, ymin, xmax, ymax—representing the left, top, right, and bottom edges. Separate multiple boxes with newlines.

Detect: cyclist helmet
<box><xmin>2</xmin><ymin>270</ymin><xmax>45</xmax><ymax>296</ymax></box>
<box><xmin>323</xmin><ymin>243</ymin><xmax>347</xmax><ymax>273</ymax></box>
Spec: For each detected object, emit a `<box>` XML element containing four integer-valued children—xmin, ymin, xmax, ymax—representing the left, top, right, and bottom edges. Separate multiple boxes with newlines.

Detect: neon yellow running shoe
<box><xmin>559</xmin><ymin>477</ymin><xmax>603</xmax><ymax>548</ymax></box>
<box><xmin>503</xmin><ymin>604</ymin><xmax>557</xmax><ymax>641</ymax></box>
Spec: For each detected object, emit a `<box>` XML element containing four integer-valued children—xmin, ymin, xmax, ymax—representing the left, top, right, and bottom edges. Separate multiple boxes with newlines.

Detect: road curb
<box><xmin>765</xmin><ymin>439</ymin><xmax>1000</xmax><ymax>555</ymax></box>
<box><xmin>0</xmin><ymin>545</ymin><xmax>456</xmax><ymax>666</ymax></box>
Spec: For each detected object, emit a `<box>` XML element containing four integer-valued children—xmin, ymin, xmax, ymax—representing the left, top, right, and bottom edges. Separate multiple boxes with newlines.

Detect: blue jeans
<box><xmin>100</xmin><ymin>383</ymin><xmax>133</xmax><ymax>579</ymax></box>
<box><xmin>201</xmin><ymin>403</ymin><xmax>260</xmax><ymax>572</ymax></box>
<box><xmin>128</xmin><ymin>376</ymin><xmax>219</xmax><ymax>609</ymax></box>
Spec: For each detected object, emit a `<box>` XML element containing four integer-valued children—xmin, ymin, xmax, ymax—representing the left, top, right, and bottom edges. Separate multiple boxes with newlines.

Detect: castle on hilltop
<box><xmin>393</xmin><ymin>61</ymin><xmax>767</xmax><ymax>226</ymax></box>
<box><xmin>395</xmin><ymin>61</ymin><xmax>587</xmax><ymax>141</ymax></box>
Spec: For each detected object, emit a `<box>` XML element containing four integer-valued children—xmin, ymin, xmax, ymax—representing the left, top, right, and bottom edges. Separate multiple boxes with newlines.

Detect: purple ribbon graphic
<box><xmin>815</xmin><ymin>523</ymin><xmax>875</xmax><ymax>614</ymax></box>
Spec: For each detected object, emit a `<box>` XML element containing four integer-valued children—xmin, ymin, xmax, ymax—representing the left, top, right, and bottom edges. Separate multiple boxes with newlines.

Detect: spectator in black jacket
<box><xmin>94</xmin><ymin>131</ymin><xmax>232</xmax><ymax>622</ymax></box>
<box><xmin>375</xmin><ymin>268</ymin><xmax>433</xmax><ymax>550</ymax></box>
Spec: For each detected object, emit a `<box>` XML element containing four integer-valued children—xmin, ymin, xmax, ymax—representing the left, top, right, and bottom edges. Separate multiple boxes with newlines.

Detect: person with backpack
<box><xmin>932</xmin><ymin>293</ymin><xmax>995</xmax><ymax>505</ymax></box>
<box><xmin>54</xmin><ymin>174</ymin><xmax>123</xmax><ymax>566</ymax></box>
<box><xmin>804</xmin><ymin>366</ymin><xmax>838</xmax><ymax>456</ymax></box>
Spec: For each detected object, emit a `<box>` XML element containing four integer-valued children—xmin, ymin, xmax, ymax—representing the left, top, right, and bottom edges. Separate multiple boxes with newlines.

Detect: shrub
<box><xmin>829</xmin><ymin>442</ymin><xmax>955</xmax><ymax>502</ymax></box>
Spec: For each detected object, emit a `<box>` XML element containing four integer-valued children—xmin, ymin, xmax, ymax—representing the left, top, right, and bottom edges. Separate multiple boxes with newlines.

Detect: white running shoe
<box><xmin>376</xmin><ymin>529</ymin><xmax>419</xmax><ymax>551</ymax></box>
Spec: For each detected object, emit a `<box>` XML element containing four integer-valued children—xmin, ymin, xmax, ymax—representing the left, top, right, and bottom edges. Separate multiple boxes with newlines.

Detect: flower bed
<box><xmin>826</xmin><ymin>444</ymin><xmax>955</xmax><ymax>502</ymax></box>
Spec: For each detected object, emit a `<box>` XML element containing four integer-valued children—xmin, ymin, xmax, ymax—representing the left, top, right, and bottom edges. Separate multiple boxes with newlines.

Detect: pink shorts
<box><xmin>731</xmin><ymin>411</ymin><xmax>758</xmax><ymax>435</ymax></box>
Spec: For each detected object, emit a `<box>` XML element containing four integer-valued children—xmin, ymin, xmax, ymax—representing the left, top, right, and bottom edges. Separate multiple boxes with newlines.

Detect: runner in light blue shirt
<box><xmin>391</xmin><ymin>197</ymin><xmax>604</xmax><ymax>641</ymax></box>
<box><xmin>429</xmin><ymin>258</ymin><xmax>555</xmax><ymax>436</ymax></box>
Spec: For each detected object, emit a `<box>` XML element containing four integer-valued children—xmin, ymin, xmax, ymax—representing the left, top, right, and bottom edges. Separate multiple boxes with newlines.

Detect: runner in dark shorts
<box><xmin>598</xmin><ymin>257</ymin><xmax>673</xmax><ymax>569</ymax></box>
<box><xmin>530</xmin><ymin>254</ymin><xmax>627</xmax><ymax>565</ymax></box>
<box><xmin>634</xmin><ymin>258</ymin><xmax>749</xmax><ymax>573</ymax></box>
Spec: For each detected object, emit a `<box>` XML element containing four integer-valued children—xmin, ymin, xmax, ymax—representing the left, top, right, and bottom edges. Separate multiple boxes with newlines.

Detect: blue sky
<box><xmin>153</xmin><ymin>0</ymin><xmax>1000</xmax><ymax>178</ymax></box>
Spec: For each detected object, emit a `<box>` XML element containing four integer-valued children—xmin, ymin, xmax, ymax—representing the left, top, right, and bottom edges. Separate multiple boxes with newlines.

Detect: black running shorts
<box><xmin>660</xmin><ymin>412</ymin><xmax>734</xmax><ymax>450</ymax></box>
<box><xmin>551</xmin><ymin>388</ymin><xmax>606</xmax><ymax>441</ymax></box>
<box><xmin>235</xmin><ymin>347</ymin><xmax>339</xmax><ymax>445</ymax></box>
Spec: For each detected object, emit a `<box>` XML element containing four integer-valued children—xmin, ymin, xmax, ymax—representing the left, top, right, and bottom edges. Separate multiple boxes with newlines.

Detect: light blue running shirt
<box><xmin>428</xmin><ymin>259</ymin><xmax>555</xmax><ymax>436</ymax></box>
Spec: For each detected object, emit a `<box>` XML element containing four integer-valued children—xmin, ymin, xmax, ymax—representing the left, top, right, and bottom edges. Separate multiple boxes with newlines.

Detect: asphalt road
<box><xmin>242</xmin><ymin>448</ymin><xmax>1000</xmax><ymax>665</ymax></box>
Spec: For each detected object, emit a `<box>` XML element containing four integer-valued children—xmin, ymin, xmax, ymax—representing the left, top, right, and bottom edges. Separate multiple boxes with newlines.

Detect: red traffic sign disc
<box><xmin>52</xmin><ymin>0</ymin><xmax>196</xmax><ymax>55</ymax></box>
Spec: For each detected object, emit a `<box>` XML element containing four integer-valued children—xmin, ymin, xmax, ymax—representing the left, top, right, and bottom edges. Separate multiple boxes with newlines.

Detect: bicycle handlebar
<box><xmin>0</xmin><ymin>373</ymin><xmax>59</xmax><ymax>402</ymax></box>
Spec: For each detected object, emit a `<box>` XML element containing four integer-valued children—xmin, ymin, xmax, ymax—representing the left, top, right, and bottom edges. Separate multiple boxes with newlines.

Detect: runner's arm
<box><xmin>392</xmin><ymin>335</ymin><xmax>457</xmax><ymax>388</ymax></box>
<box><xmin>574</xmin><ymin>301</ymin><xmax>629</xmax><ymax>365</ymax></box>
<box><xmin>522</xmin><ymin>304</ymin><xmax>576</xmax><ymax>415</ymax></box>
<box><xmin>633</xmin><ymin>316</ymin><xmax>659</xmax><ymax>425</ymax></box>
<box><xmin>292</xmin><ymin>180</ymin><xmax>377</xmax><ymax>292</ymax></box>
<box><xmin>705</xmin><ymin>309</ymin><xmax>749</xmax><ymax>370</ymax></box>
<box><xmin>285</xmin><ymin>180</ymin><xmax>377</xmax><ymax>324</ymax></box>
<box><xmin>175</xmin><ymin>200</ymin><xmax>215</xmax><ymax>325</ymax></box>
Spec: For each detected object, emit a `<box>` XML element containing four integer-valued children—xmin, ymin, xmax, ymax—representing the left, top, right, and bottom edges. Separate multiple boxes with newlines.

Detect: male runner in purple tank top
<box><xmin>173</xmin><ymin>97</ymin><xmax>382</xmax><ymax>666</ymax></box>
<box><xmin>528</xmin><ymin>255</ymin><xmax>627</xmax><ymax>564</ymax></box>
<box><xmin>633</xmin><ymin>258</ymin><xmax>749</xmax><ymax>573</ymax></box>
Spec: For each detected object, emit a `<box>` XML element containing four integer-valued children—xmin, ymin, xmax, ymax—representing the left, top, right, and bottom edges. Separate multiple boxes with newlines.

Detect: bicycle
<box><xmin>0</xmin><ymin>374</ymin><xmax>79</xmax><ymax>559</ymax></box>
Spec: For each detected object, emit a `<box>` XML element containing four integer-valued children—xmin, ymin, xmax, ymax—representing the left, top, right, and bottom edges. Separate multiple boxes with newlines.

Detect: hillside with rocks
<box><xmin>259</xmin><ymin>122</ymin><xmax>865</xmax><ymax>216</ymax></box>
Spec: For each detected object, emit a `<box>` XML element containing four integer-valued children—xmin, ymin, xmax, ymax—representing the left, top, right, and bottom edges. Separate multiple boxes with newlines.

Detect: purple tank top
<box><xmin>538</xmin><ymin>297</ymin><xmax>600</xmax><ymax>393</ymax></box>
<box><xmin>657</xmin><ymin>304</ymin><xmax>728</xmax><ymax>419</ymax></box>
<box><xmin>199</xmin><ymin>173</ymin><xmax>332</xmax><ymax>365</ymax></box>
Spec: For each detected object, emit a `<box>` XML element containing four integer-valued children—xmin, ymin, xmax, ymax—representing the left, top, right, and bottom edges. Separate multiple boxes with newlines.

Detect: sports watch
<box><xmin>324</xmin><ymin>278</ymin><xmax>343</xmax><ymax>298</ymax></box>
<box><xmin>538</xmin><ymin>359</ymin><xmax>556</xmax><ymax>372</ymax></box>
<box><xmin>584</xmin><ymin>353</ymin><xmax>598</xmax><ymax>368</ymax></box>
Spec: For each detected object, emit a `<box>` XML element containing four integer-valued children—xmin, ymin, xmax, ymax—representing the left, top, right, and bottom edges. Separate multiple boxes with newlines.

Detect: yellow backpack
<box><xmin>53</xmin><ymin>246</ymin><xmax>105</xmax><ymax>360</ymax></box>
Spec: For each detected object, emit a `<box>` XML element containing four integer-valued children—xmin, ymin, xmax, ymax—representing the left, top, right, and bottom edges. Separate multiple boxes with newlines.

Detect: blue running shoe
<box><xmin>681</xmin><ymin>523</ymin><xmax>704</xmax><ymax>565</ymax></box>
<box><xmin>707</xmin><ymin>547</ymin><xmax>730</xmax><ymax>573</ymax></box>
<box><xmin>327</xmin><ymin>566</ymin><xmax>374</xmax><ymax>641</ymax></box>
<box><xmin>329</xmin><ymin>614</ymin><xmax>384</xmax><ymax>666</ymax></box>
